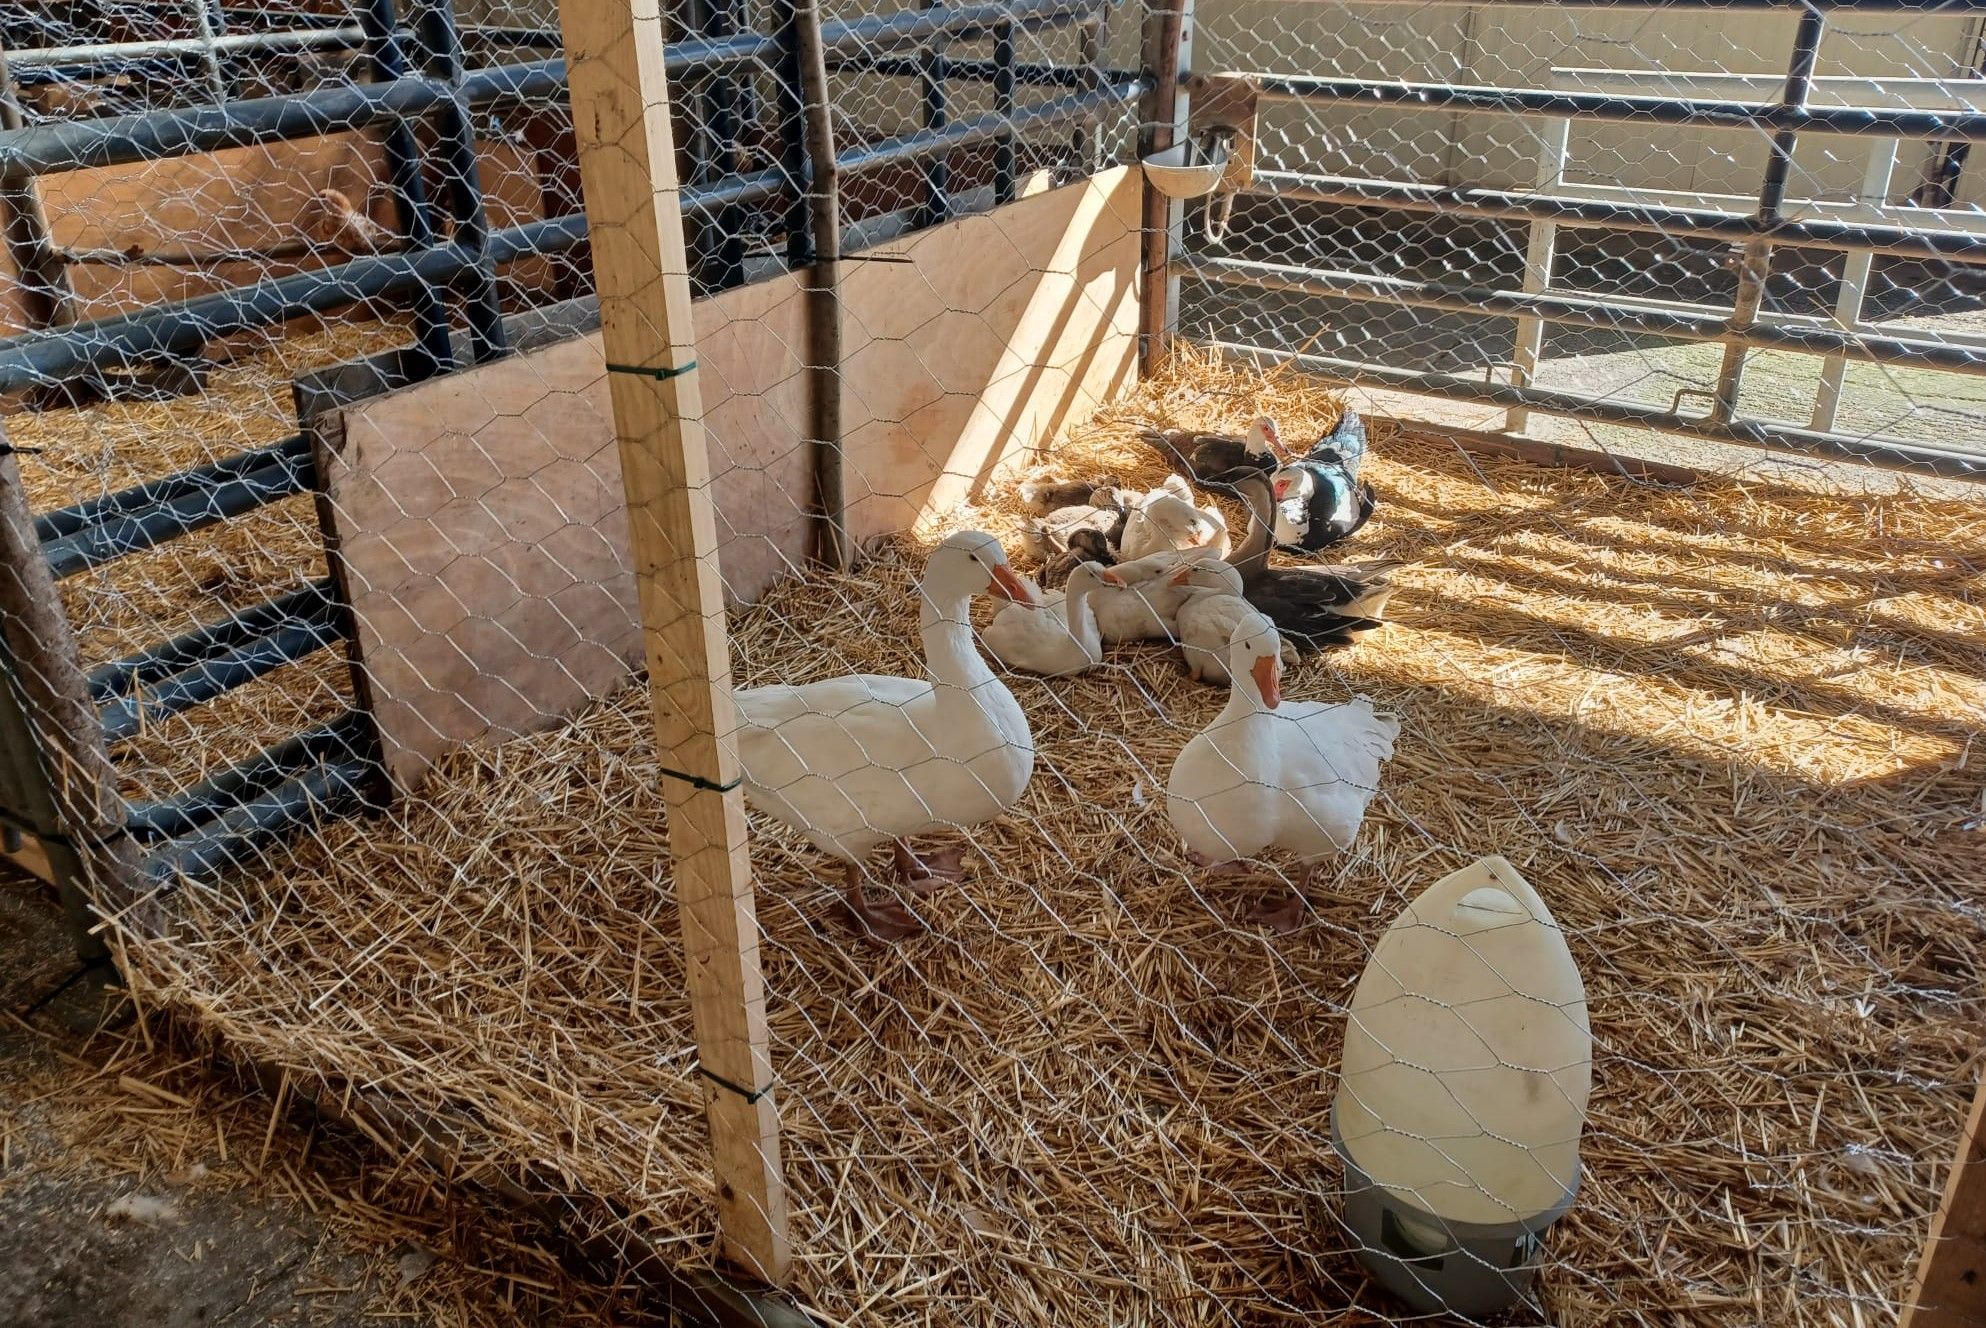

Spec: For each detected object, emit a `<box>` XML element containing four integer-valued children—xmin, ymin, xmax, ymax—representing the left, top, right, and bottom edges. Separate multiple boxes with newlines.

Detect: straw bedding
<box><xmin>58</xmin><ymin>343</ymin><xmax>1986</xmax><ymax>1324</ymax></box>
<box><xmin>14</xmin><ymin>318</ymin><xmax>405</xmax><ymax>801</ymax></box>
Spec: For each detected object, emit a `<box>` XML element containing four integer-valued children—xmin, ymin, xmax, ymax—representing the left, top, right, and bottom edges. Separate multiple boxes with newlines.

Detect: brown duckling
<box><xmin>1017</xmin><ymin>471</ymin><xmax>1123</xmax><ymax>516</ymax></box>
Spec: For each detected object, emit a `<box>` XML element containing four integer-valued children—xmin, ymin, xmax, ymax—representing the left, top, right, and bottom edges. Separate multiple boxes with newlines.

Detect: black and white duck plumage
<box><xmin>1267</xmin><ymin>408</ymin><xmax>1377</xmax><ymax>553</ymax></box>
<box><xmin>1138</xmin><ymin>415</ymin><xmax>1287</xmax><ymax>487</ymax></box>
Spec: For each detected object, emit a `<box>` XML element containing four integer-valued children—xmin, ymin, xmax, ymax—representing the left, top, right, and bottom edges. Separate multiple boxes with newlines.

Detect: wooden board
<box><xmin>0</xmin><ymin>134</ymin><xmax>554</xmax><ymax>334</ymax></box>
<box><xmin>557</xmin><ymin>0</ymin><xmax>789</xmax><ymax>1279</ymax></box>
<box><xmin>1902</xmin><ymin>1072</ymin><xmax>1986</xmax><ymax>1328</ymax></box>
<box><xmin>320</xmin><ymin>164</ymin><xmax>1139</xmax><ymax>792</ymax></box>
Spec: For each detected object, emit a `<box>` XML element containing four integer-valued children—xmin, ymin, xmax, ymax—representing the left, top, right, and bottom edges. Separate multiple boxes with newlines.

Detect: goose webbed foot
<box><xmin>893</xmin><ymin>840</ymin><xmax>966</xmax><ymax>894</ymax></box>
<box><xmin>1186</xmin><ymin>849</ymin><xmax>1248</xmax><ymax>878</ymax></box>
<box><xmin>845</xmin><ymin>862</ymin><xmax>923</xmax><ymax>944</ymax></box>
<box><xmin>1244</xmin><ymin>863</ymin><xmax>1317</xmax><ymax>934</ymax></box>
<box><xmin>1244</xmin><ymin>890</ymin><xmax>1308</xmax><ymax>934</ymax></box>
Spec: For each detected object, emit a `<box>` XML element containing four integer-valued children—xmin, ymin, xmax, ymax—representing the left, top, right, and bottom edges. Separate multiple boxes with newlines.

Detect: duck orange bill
<box><xmin>990</xmin><ymin>562</ymin><xmax>1037</xmax><ymax>606</ymax></box>
<box><xmin>1252</xmin><ymin>654</ymin><xmax>1281</xmax><ymax>709</ymax></box>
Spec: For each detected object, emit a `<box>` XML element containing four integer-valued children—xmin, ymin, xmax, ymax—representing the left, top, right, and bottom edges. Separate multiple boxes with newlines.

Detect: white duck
<box><xmin>1090</xmin><ymin>547</ymin><xmax>1219</xmax><ymax>645</ymax></box>
<box><xmin>1169</xmin><ymin>560</ymin><xmax>1298</xmax><ymax>686</ymax></box>
<box><xmin>981</xmin><ymin>560</ymin><xmax>1121</xmax><ymax>677</ymax></box>
<box><xmin>1118</xmin><ymin>481</ymin><xmax>1233</xmax><ymax>562</ymax></box>
<box><xmin>1166</xmin><ymin>612</ymin><xmax>1399</xmax><ymax>932</ymax></box>
<box><xmin>734</xmin><ymin>531</ymin><xmax>1037</xmax><ymax>942</ymax></box>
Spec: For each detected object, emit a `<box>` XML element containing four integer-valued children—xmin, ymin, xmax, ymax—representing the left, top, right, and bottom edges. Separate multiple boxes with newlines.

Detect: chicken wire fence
<box><xmin>1</xmin><ymin>0</ymin><xmax>1984</xmax><ymax>1326</ymax></box>
<box><xmin>1171</xmin><ymin>0</ymin><xmax>1986</xmax><ymax>479</ymax></box>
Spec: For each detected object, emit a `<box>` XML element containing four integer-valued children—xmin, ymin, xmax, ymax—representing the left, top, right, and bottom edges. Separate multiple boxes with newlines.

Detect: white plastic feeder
<box><xmin>1141</xmin><ymin>137</ymin><xmax>1231</xmax><ymax>199</ymax></box>
<box><xmin>1331</xmin><ymin>855</ymin><xmax>1591</xmax><ymax>1316</ymax></box>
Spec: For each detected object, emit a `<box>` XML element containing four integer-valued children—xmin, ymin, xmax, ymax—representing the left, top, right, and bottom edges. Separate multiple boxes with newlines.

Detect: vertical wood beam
<box><xmin>1137</xmin><ymin>0</ymin><xmax>1186</xmax><ymax>377</ymax></box>
<box><xmin>553</xmin><ymin>0</ymin><xmax>789</xmax><ymax>1284</ymax></box>
<box><xmin>1902</xmin><ymin>1072</ymin><xmax>1986</xmax><ymax>1328</ymax></box>
<box><xmin>0</xmin><ymin>46</ymin><xmax>78</xmax><ymax>337</ymax></box>
<box><xmin>0</xmin><ymin>439</ymin><xmax>144</xmax><ymax>959</ymax></box>
<box><xmin>1506</xmin><ymin>114</ymin><xmax>1569</xmax><ymax>435</ymax></box>
<box><xmin>794</xmin><ymin>0</ymin><xmax>846</xmax><ymax>572</ymax></box>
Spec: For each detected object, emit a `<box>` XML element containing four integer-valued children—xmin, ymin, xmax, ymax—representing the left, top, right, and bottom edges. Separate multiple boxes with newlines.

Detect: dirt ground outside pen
<box><xmin>0</xmin><ymin>875</ymin><xmax>684</xmax><ymax>1328</ymax></box>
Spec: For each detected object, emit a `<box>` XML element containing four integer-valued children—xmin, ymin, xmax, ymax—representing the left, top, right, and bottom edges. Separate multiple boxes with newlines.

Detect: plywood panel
<box><xmin>0</xmin><ymin>134</ymin><xmax>555</xmax><ymax>334</ymax></box>
<box><xmin>323</xmin><ymin>165</ymin><xmax>1139</xmax><ymax>791</ymax></box>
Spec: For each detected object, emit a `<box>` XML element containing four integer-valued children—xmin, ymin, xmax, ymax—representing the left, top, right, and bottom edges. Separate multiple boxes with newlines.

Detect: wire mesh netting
<box><xmin>1177</xmin><ymin>2</ymin><xmax>1986</xmax><ymax>471</ymax></box>
<box><xmin>0</xmin><ymin>1</ymin><xmax>1984</xmax><ymax>1326</ymax></box>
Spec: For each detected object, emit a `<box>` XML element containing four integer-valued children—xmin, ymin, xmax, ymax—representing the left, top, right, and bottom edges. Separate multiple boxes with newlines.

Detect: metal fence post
<box><xmin>1711</xmin><ymin>3</ymin><xmax>1826</xmax><ymax>425</ymax></box>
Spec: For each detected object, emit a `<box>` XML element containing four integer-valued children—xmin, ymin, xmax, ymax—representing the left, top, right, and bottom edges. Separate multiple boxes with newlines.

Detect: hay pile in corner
<box><xmin>124</xmin><ymin>345</ymin><xmax>1986</xmax><ymax>1326</ymax></box>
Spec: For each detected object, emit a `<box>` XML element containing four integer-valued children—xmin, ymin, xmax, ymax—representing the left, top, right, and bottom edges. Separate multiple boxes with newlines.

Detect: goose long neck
<box><xmin>1063</xmin><ymin>576</ymin><xmax>1103</xmax><ymax>649</ymax></box>
<box><xmin>921</xmin><ymin>590</ymin><xmax>993</xmax><ymax>691</ymax></box>
<box><xmin>1232</xmin><ymin>476</ymin><xmax>1274</xmax><ymax>578</ymax></box>
<box><xmin>1219</xmin><ymin>666</ymin><xmax>1276</xmax><ymax>723</ymax></box>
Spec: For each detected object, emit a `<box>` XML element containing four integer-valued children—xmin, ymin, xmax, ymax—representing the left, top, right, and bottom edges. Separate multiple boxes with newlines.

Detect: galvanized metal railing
<box><xmin>0</xmin><ymin>0</ymin><xmax>1141</xmax><ymax>970</ymax></box>
<box><xmin>1175</xmin><ymin>0</ymin><xmax>1986</xmax><ymax>480</ymax></box>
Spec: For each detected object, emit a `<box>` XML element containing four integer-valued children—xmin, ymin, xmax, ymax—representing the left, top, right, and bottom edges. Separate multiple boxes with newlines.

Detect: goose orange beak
<box><xmin>1168</xmin><ymin>566</ymin><xmax>1194</xmax><ymax>586</ymax></box>
<box><xmin>1252</xmin><ymin>654</ymin><xmax>1281</xmax><ymax>709</ymax></box>
<box><xmin>990</xmin><ymin>562</ymin><xmax>1037</xmax><ymax>607</ymax></box>
<box><xmin>1098</xmin><ymin>569</ymin><xmax>1125</xmax><ymax>586</ymax></box>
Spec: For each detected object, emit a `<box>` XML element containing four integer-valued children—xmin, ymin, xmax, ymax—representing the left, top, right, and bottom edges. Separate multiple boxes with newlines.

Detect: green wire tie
<box><xmin>698</xmin><ymin>1064</ymin><xmax>772</xmax><ymax>1104</ymax></box>
<box><xmin>605</xmin><ymin>359</ymin><xmax>697</xmax><ymax>381</ymax></box>
<box><xmin>658</xmin><ymin>764</ymin><xmax>742</xmax><ymax>794</ymax></box>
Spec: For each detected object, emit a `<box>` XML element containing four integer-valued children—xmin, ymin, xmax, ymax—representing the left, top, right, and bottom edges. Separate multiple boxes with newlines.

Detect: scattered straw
<box><xmin>38</xmin><ymin>339</ymin><xmax>1986</xmax><ymax>1324</ymax></box>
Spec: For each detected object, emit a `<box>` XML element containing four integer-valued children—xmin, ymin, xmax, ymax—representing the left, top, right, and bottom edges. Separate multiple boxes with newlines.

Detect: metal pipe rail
<box><xmin>1203</xmin><ymin>340</ymin><xmax>1986</xmax><ymax>480</ymax></box>
<box><xmin>9</xmin><ymin>25</ymin><xmax>368</xmax><ymax>74</ymax></box>
<box><xmin>1250</xmin><ymin>74</ymin><xmax>1986</xmax><ymax>143</ymax></box>
<box><xmin>42</xmin><ymin>443</ymin><xmax>315</xmax><ymax>578</ymax></box>
<box><xmin>1247</xmin><ymin>171</ymin><xmax>1986</xmax><ymax>265</ymax></box>
<box><xmin>98</xmin><ymin>602</ymin><xmax>346</xmax><ymax>744</ymax></box>
<box><xmin>86</xmin><ymin>579</ymin><xmax>337</xmax><ymax>703</ymax></box>
<box><xmin>1190</xmin><ymin>256</ymin><xmax>1986</xmax><ymax>377</ymax></box>
<box><xmin>34</xmin><ymin>434</ymin><xmax>310</xmax><ymax>544</ymax></box>
<box><xmin>125</xmin><ymin>711</ymin><xmax>370</xmax><ymax>840</ymax></box>
<box><xmin>142</xmin><ymin>757</ymin><xmax>372</xmax><ymax>885</ymax></box>
<box><xmin>0</xmin><ymin>77</ymin><xmax>1137</xmax><ymax>399</ymax></box>
<box><xmin>0</xmin><ymin>0</ymin><xmax>1101</xmax><ymax>179</ymax></box>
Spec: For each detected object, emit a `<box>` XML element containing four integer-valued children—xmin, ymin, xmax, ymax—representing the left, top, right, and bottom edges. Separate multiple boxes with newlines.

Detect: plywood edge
<box><xmin>1902</xmin><ymin>1070</ymin><xmax>1986</xmax><ymax>1328</ymax></box>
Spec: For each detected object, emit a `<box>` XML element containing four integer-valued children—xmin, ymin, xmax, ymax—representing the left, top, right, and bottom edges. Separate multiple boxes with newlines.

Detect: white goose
<box><xmin>1090</xmin><ymin>548</ymin><xmax>1220</xmax><ymax>646</ymax></box>
<box><xmin>1170</xmin><ymin>560</ymin><xmax>1298</xmax><ymax>686</ymax></box>
<box><xmin>1117</xmin><ymin>483</ymin><xmax>1233</xmax><ymax>562</ymax></box>
<box><xmin>1166</xmin><ymin>611</ymin><xmax>1399</xmax><ymax>932</ymax></box>
<box><xmin>735</xmin><ymin>531</ymin><xmax>1037</xmax><ymax>942</ymax></box>
<box><xmin>982</xmin><ymin>560</ymin><xmax>1120</xmax><ymax>677</ymax></box>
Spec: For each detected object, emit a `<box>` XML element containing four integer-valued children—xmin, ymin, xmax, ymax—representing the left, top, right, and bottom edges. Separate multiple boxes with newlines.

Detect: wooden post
<box><xmin>1902</xmin><ymin>1072</ymin><xmax>1986</xmax><ymax>1328</ymax></box>
<box><xmin>0</xmin><ymin>439</ymin><xmax>144</xmax><ymax>961</ymax></box>
<box><xmin>1137</xmin><ymin>0</ymin><xmax>1186</xmax><ymax>377</ymax></box>
<box><xmin>0</xmin><ymin>46</ymin><xmax>78</xmax><ymax>337</ymax></box>
<box><xmin>1506</xmin><ymin>114</ymin><xmax>1569</xmax><ymax>435</ymax></box>
<box><xmin>794</xmin><ymin>0</ymin><xmax>847</xmax><ymax>571</ymax></box>
<box><xmin>554</xmin><ymin>0</ymin><xmax>790</xmax><ymax>1284</ymax></box>
<box><xmin>1810</xmin><ymin>137</ymin><xmax>1899</xmax><ymax>435</ymax></box>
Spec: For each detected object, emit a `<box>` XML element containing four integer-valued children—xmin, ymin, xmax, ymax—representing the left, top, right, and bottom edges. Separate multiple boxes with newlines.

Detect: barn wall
<box><xmin>320</xmin><ymin>165</ymin><xmax>1142</xmax><ymax>791</ymax></box>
